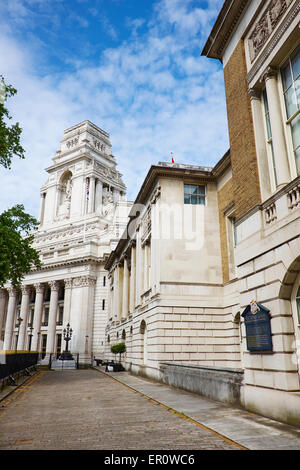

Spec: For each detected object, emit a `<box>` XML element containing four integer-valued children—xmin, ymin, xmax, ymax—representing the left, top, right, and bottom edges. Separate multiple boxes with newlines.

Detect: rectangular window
<box><xmin>184</xmin><ymin>184</ymin><xmax>206</xmax><ymax>205</ymax></box>
<box><xmin>281</xmin><ymin>43</ymin><xmax>300</xmax><ymax>174</ymax></box>
<box><xmin>57</xmin><ymin>305</ymin><xmax>63</xmax><ymax>325</ymax></box>
<box><xmin>263</xmin><ymin>89</ymin><xmax>278</xmax><ymax>186</ymax></box>
<box><xmin>43</xmin><ymin>307</ymin><xmax>49</xmax><ymax>326</ymax></box>
<box><xmin>103</xmin><ymin>276</ymin><xmax>106</xmax><ymax>287</ymax></box>
<box><xmin>56</xmin><ymin>334</ymin><xmax>62</xmax><ymax>358</ymax></box>
<box><xmin>102</xmin><ymin>299</ymin><xmax>105</xmax><ymax>310</ymax></box>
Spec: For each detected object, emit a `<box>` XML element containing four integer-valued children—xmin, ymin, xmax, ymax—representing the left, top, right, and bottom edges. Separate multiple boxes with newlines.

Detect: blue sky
<box><xmin>0</xmin><ymin>0</ymin><xmax>228</xmax><ymax>217</ymax></box>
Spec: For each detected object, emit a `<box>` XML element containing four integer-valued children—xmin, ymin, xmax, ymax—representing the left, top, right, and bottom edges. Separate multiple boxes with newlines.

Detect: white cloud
<box><xmin>0</xmin><ymin>0</ymin><xmax>229</xmax><ymax>218</ymax></box>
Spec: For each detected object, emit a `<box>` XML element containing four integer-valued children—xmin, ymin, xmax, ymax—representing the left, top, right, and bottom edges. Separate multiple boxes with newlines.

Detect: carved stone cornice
<box><xmin>249</xmin><ymin>0</ymin><xmax>294</xmax><ymax>63</ymax></box>
<box><xmin>72</xmin><ymin>276</ymin><xmax>97</xmax><ymax>288</ymax></box>
<box><xmin>247</xmin><ymin>0</ymin><xmax>300</xmax><ymax>85</ymax></box>
<box><xmin>201</xmin><ymin>0</ymin><xmax>251</xmax><ymax>60</ymax></box>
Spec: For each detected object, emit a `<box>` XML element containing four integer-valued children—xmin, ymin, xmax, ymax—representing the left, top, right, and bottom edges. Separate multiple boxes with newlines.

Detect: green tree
<box><xmin>0</xmin><ymin>75</ymin><xmax>25</xmax><ymax>169</ymax></box>
<box><xmin>111</xmin><ymin>343</ymin><xmax>126</xmax><ymax>362</ymax></box>
<box><xmin>0</xmin><ymin>76</ymin><xmax>41</xmax><ymax>287</ymax></box>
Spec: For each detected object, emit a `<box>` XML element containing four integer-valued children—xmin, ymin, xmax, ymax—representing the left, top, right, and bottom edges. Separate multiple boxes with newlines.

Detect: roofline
<box><xmin>104</xmin><ymin>150</ymin><xmax>231</xmax><ymax>271</ymax></box>
<box><xmin>201</xmin><ymin>0</ymin><xmax>251</xmax><ymax>60</ymax></box>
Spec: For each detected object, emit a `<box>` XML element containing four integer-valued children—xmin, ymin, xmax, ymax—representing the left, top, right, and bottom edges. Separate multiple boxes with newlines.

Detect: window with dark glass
<box><xmin>263</xmin><ymin>89</ymin><xmax>278</xmax><ymax>185</ymax></box>
<box><xmin>281</xmin><ymin>44</ymin><xmax>300</xmax><ymax>173</ymax></box>
<box><xmin>57</xmin><ymin>306</ymin><xmax>63</xmax><ymax>325</ymax></box>
<box><xmin>184</xmin><ymin>184</ymin><xmax>206</xmax><ymax>205</ymax></box>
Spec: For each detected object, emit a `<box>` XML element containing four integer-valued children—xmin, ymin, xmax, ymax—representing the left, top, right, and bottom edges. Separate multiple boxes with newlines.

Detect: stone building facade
<box><xmin>105</xmin><ymin>0</ymin><xmax>300</xmax><ymax>426</ymax></box>
<box><xmin>1</xmin><ymin>0</ymin><xmax>300</xmax><ymax>427</ymax></box>
<box><xmin>0</xmin><ymin>120</ymin><xmax>132</xmax><ymax>365</ymax></box>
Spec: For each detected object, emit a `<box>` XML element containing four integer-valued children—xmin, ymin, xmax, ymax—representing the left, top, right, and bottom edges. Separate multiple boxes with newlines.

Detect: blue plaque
<box><xmin>242</xmin><ymin>302</ymin><xmax>272</xmax><ymax>352</ymax></box>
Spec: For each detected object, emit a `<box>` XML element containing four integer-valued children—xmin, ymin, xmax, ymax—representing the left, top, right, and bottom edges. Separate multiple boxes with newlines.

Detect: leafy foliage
<box><xmin>0</xmin><ymin>204</ymin><xmax>42</xmax><ymax>287</ymax></box>
<box><xmin>0</xmin><ymin>75</ymin><xmax>25</xmax><ymax>169</ymax></box>
<box><xmin>111</xmin><ymin>342</ymin><xmax>126</xmax><ymax>360</ymax></box>
<box><xmin>0</xmin><ymin>76</ymin><xmax>41</xmax><ymax>287</ymax></box>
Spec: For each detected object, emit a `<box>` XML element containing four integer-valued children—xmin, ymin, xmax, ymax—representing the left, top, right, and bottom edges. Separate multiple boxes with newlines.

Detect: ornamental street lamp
<box><xmin>60</xmin><ymin>323</ymin><xmax>74</xmax><ymax>360</ymax></box>
<box><xmin>28</xmin><ymin>325</ymin><xmax>33</xmax><ymax>351</ymax></box>
<box><xmin>15</xmin><ymin>316</ymin><xmax>23</xmax><ymax>351</ymax></box>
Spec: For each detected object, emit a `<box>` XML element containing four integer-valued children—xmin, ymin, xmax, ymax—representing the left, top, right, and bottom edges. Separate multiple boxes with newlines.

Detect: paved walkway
<box><xmin>0</xmin><ymin>367</ymin><xmax>299</xmax><ymax>450</ymax></box>
<box><xmin>99</xmin><ymin>367</ymin><xmax>300</xmax><ymax>450</ymax></box>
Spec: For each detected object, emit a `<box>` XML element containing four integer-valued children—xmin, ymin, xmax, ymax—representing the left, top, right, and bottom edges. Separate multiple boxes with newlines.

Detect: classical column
<box><xmin>248</xmin><ymin>88</ymin><xmax>272</xmax><ymax>200</ymax></box>
<box><xmin>45</xmin><ymin>281</ymin><xmax>59</xmax><ymax>355</ymax></box>
<box><xmin>63</xmin><ymin>278</ymin><xmax>72</xmax><ymax>325</ymax></box>
<box><xmin>262</xmin><ymin>67</ymin><xmax>290</xmax><ymax>187</ymax></box>
<box><xmin>3</xmin><ymin>287</ymin><xmax>17</xmax><ymax>350</ymax></box>
<box><xmin>38</xmin><ymin>193</ymin><xmax>46</xmax><ymax>225</ymax></box>
<box><xmin>54</xmin><ymin>183</ymin><xmax>62</xmax><ymax>217</ymax></box>
<box><xmin>95</xmin><ymin>180</ymin><xmax>103</xmax><ymax>214</ymax></box>
<box><xmin>135</xmin><ymin>228</ymin><xmax>142</xmax><ymax>307</ymax></box>
<box><xmin>122</xmin><ymin>257</ymin><xmax>129</xmax><ymax>320</ymax></box>
<box><xmin>114</xmin><ymin>265</ymin><xmax>121</xmax><ymax>321</ymax></box>
<box><xmin>17</xmin><ymin>285</ymin><xmax>31</xmax><ymax>350</ymax></box>
<box><xmin>31</xmin><ymin>283</ymin><xmax>44</xmax><ymax>351</ymax></box>
<box><xmin>88</xmin><ymin>176</ymin><xmax>96</xmax><ymax>213</ymax></box>
<box><xmin>129</xmin><ymin>244</ymin><xmax>136</xmax><ymax>314</ymax></box>
<box><xmin>113</xmin><ymin>188</ymin><xmax>119</xmax><ymax>203</ymax></box>
<box><xmin>143</xmin><ymin>244</ymin><xmax>149</xmax><ymax>292</ymax></box>
<box><xmin>0</xmin><ymin>289</ymin><xmax>7</xmax><ymax>340</ymax></box>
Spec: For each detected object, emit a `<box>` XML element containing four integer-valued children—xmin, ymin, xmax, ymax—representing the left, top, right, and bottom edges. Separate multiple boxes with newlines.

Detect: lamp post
<box><xmin>15</xmin><ymin>316</ymin><xmax>23</xmax><ymax>351</ymax></box>
<box><xmin>60</xmin><ymin>323</ymin><xmax>73</xmax><ymax>360</ymax></box>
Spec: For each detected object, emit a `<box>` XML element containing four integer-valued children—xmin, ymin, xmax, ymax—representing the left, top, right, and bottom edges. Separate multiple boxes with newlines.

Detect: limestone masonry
<box><xmin>1</xmin><ymin>0</ymin><xmax>300</xmax><ymax>427</ymax></box>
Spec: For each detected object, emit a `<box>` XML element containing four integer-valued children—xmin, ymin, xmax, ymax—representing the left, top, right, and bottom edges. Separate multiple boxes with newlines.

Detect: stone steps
<box><xmin>51</xmin><ymin>360</ymin><xmax>77</xmax><ymax>370</ymax></box>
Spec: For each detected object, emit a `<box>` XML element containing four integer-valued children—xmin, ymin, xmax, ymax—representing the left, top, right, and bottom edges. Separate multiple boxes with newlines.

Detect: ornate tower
<box><xmin>39</xmin><ymin>120</ymin><xmax>127</xmax><ymax>228</ymax></box>
<box><xmin>28</xmin><ymin>121</ymin><xmax>132</xmax><ymax>361</ymax></box>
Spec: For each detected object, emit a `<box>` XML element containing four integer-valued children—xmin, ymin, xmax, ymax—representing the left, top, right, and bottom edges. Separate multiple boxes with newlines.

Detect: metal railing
<box><xmin>0</xmin><ymin>351</ymin><xmax>39</xmax><ymax>385</ymax></box>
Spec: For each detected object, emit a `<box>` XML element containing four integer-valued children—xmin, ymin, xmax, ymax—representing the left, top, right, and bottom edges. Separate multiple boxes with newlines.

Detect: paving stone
<box><xmin>0</xmin><ymin>370</ymin><xmax>239</xmax><ymax>451</ymax></box>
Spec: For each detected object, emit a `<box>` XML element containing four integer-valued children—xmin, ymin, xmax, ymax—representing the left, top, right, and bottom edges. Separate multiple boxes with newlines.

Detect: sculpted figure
<box><xmin>270</xmin><ymin>0</ymin><xmax>283</xmax><ymax>24</ymax></box>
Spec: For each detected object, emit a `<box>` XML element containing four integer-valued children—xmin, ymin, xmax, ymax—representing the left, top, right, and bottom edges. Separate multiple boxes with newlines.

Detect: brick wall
<box><xmin>217</xmin><ymin>177</ymin><xmax>234</xmax><ymax>283</ymax></box>
<box><xmin>223</xmin><ymin>40</ymin><xmax>261</xmax><ymax>219</ymax></box>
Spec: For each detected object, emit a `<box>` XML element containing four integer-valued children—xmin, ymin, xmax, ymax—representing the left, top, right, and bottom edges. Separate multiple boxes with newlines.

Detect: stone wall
<box><xmin>159</xmin><ymin>362</ymin><xmax>244</xmax><ymax>406</ymax></box>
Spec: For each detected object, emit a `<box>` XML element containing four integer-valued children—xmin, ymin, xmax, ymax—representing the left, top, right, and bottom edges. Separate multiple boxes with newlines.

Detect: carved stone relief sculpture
<box><xmin>57</xmin><ymin>172</ymin><xmax>73</xmax><ymax>220</ymax></box>
<box><xmin>249</xmin><ymin>0</ymin><xmax>293</xmax><ymax>62</ymax></box>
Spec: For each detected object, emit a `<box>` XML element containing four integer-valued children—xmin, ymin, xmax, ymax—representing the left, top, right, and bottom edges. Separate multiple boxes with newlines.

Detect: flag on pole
<box><xmin>171</xmin><ymin>152</ymin><xmax>174</xmax><ymax>163</ymax></box>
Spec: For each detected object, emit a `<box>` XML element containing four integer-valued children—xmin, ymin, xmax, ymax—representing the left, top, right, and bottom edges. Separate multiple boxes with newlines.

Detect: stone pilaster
<box><xmin>31</xmin><ymin>283</ymin><xmax>44</xmax><ymax>351</ymax></box>
<box><xmin>261</xmin><ymin>67</ymin><xmax>290</xmax><ymax>187</ymax></box>
<box><xmin>17</xmin><ymin>285</ymin><xmax>31</xmax><ymax>350</ymax></box>
<box><xmin>45</xmin><ymin>281</ymin><xmax>59</xmax><ymax>355</ymax></box>
<box><xmin>248</xmin><ymin>87</ymin><xmax>272</xmax><ymax>200</ymax></box>
<box><xmin>3</xmin><ymin>287</ymin><xmax>17</xmax><ymax>350</ymax></box>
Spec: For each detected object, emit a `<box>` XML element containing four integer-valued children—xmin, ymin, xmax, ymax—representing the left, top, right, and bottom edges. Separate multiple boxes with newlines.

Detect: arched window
<box><xmin>122</xmin><ymin>329</ymin><xmax>126</xmax><ymax>341</ymax></box>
